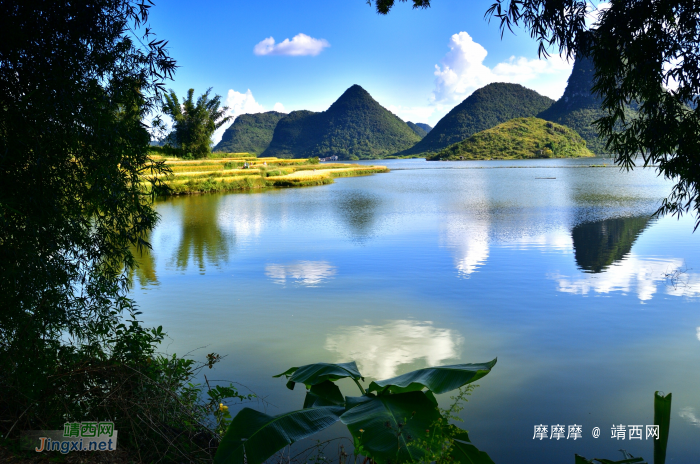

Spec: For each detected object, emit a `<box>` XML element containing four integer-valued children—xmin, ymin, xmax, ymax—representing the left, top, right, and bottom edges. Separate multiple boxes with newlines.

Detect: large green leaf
<box><xmin>214</xmin><ymin>406</ymin><xmax>344</xmax><ymax>464</ymax></box>
<box><xmin>574</xmin><ymin>453</ymin><xmax>646</xmax><ymax>464</ymax></box>
<box><xmin>367</xmin><ymin>359</ymin><xmax>497</xmax><ymax>395</ymax></box>
<box><xmin>303</xmin><ymin>380</ymin><xmax>345</xmax><ymax>408</ymax></box>
<box><xmin>274</xmin><ymin>361</ymin><xmax>363</xmax><ymax>390</ymax></box>
<box><xmin>340</xmin><ymin>391</ymin><xmax>440</xmax><ymax>464</ymax></box>
<box><xmin>450</xmin><ymin>430</ymin><xmax>496</xmax><ymax>464</ymax></box>
<box><xmin>654</xmin><ymin>391</ymin><xmax>672</xmax><ymax>464</ymax></box>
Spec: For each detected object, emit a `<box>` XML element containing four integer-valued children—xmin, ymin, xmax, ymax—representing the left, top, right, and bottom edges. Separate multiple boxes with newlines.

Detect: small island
<box><xmin>427</xmin><ymin>117</ymin><xmax>595</xmax><ymax>161</ymax></box>
<box><xmin>146</xmin><ymin>153</ymin><xmax>389</xmax><ymax>195</ymax></box>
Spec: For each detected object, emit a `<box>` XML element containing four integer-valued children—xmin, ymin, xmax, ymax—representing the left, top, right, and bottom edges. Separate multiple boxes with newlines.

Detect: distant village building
<box><xmin>319</xmin><ymin>155</ymin><xmax>339</xmax><ymax>162</ymax></box>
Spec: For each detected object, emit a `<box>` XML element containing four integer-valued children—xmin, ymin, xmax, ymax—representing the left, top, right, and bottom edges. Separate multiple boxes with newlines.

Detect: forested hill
<box><xmin>213</xmin><ymin>111</ymin><xmax>286</xmax><ymax>154</ymax></box>
<box><xmin>428</xmin><ymin>117</ymin><xmax>594</xmax><ymax>161</ymax></box>
<box><xmin>262</xmin><ymin>84</ymin><xmax>421</xmax><ymax>159</ymax></box>
<box><xmin>537</xmin><ymin>56</ymin><xmax>609</xmax><ymax>154</ymax></box>
<box><xmin>398</xmin><ymin>83</ymin><xmax>554</xmax><ymax>156</ymax></box>
<box><xmin>407</xmin><ymin>121</ymin><xmax>428</xmax><ymax>138</ymax></box>
<box><xmin>407</xmin><ymin>122</ymin><xmax>433</xmax><ymax>138</ymax></box>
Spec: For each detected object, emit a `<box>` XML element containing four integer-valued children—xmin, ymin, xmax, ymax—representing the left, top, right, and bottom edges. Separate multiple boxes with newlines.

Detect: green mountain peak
<box><xmin>262</xmin><ymin>85</ymin><xmax>420</xmax><ymax>159</ymax></box>
<box><xmin>399</xmin><ymin>83</ymin><xmax>554</xmax><ymax>156</ymax></box>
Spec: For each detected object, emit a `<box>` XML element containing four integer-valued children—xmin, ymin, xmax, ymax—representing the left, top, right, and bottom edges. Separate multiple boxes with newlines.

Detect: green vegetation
<box><xmin>162</xmin><ymin>88</ymin><xmax>232</xmax><ymax>159</ymax></box>
<box><xmin>262</xmin><ymin>84</ymin><xmax>421</xmax><ymax>160</ymax></box>
<box><xmin>479</xmin><ymin>0</ymin><xmax>700</xmax><ymax>227</ymax></box>
<box><xmin>213</xmin><ymin>111</ymin><xmax>287</xmax><ymax>154</ymax></box>
<box><xmin>537</xmin><ymin>56</ymin><xmax>620</xmax><ymax>155</ymax></box>
<box><xmin>399</xmin><ymin>83</ymin><xmax>554</xmax><ymax>156</ymax></box>
<box><xmin>0</xmin><ymin>1</ymin><xmax>254</xmax><ymax>461</ymax></box>
<box><xmin>147</xmin><ymin>153</ymin><xmax>389</xmax><ymax>194</ymax></box>
<box><xmin>214</xmin><ymin>360</ymin><xmax>497</xmax><ymax>464</ymax></box>
<box><xmin>407</xmin><ymin>121</ymin><xmax>428</xmax><ymax>138</ymax></box>
<box><xmin>428</xmin><ymin>117</ymin><xmax>594</xmax><ymax>161</ymax></box>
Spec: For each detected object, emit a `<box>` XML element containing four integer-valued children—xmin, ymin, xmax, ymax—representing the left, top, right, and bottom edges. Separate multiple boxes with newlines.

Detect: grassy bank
<box><xmin>146</xmin><ymin>153</ymin><xmax>389</xmax><ymax>195</ymax></box>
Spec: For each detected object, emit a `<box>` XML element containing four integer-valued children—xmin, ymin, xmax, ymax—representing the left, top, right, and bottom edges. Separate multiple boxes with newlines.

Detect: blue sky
<box><xmin>146</xmin><ymin>0</ymin><xmax>604</xmax><ymax>143</ymax></box>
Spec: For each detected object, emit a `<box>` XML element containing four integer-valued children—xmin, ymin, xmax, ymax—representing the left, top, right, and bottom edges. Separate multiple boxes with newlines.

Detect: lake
<box><xmin>132</xmin><ymin>158</ymin><xmax>700</xmax><ymax>463</ymax></box>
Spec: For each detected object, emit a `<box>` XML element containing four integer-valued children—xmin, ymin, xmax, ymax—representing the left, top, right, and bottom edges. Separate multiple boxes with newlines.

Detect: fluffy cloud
<box><xmin>253</xmin><ymin>33</ymin><xmax>330</xmax><ymax>56</ymax></box>
<box><xmin>431</xmin><ymin>31</ymin><xmax>573</xmax><ymax>105</ymax></box>
<box><xmin>211</xmin><ymin>89</ymin><xmax>285</xmax><ymax>145</ymax></box>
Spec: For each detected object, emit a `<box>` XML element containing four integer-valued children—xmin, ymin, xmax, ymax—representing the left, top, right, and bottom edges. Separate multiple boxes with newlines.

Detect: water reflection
<box><xmin>173</xmin><ymin>195</ymin><xmax>232</xmax><ymax>271</ymax></box>
<box><xmin>679</xmin><ymin>407</ymin><xmax>700</xmax><ymax>427</ymax></box>
<box><xmin>571</xmin><ymin>216</ymin><xmax>651</xmax><ymax>273</ymax></box>
<box><xmin>444</xmin><ymin>218</ymin><xmax>490</xmax><ymax>278</ymax></box>
<box><xmin>324</xmin><ymin>320</ymin><xmax>462</xmax><ymax>379</ymax></box>
<box><xmin>551</xmin><ymin>256</ymin><xmax>700</xmax><ymax>301</ymax></box>
<box><xmin>129</xmin><ymin>245</ymin><xmax>159</xmax><ymax>288</ymax></box>
<box><xmin>335</xmin><ymin>191</ymin><xmax>380</xmax><ymax>240</ymax></box>
<box><xmin>265</xmin><ymin>261</ymin><xmax>337</xmax><ymax>286</ymax></box>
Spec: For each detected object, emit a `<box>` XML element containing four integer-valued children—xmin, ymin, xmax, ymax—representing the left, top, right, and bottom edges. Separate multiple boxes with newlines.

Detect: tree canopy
<box><xmin>373</xmin><ymin>0</ymin><xmax>700</xmax><ymax>229</ymax></box>
<box><xmin>162</xmin><ymin>88</ymin><xmax>231</xmax><ymax>158</ymax></box>
<box><xmin>0</xmin><ymin>0</ymin><xmax>175</xmax><ymax>443</ymax></box>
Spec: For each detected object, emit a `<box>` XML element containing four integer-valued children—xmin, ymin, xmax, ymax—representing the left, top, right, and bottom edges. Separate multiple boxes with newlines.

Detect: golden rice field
<box><xmin>145</xmin><ymin>153</ymin><xmax>389</xmax><ymax>195</ymax></box>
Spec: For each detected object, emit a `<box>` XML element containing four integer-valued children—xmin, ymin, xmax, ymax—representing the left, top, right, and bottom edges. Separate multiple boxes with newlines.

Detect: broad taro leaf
<box><xmin>574</xmin><ymin>453</ymin><xmax>646</xmax><ymax>464</ymax></box>
<box><xmin>367</xmin><ymin>359</ymin><xmax>497</xmax><ymax>395</ymax></box>
<box><xmin>340</xmin><ymin>391</ymin><xmax>440</xmax><ymax>464</ymax></box>
<box><xmin>214</xmin><ymin>406</ymin><xmax>344</xmax><ymax>464</ymax></box>
<box><xmin>450</xmin><ymin>430</ymin><xmax>496</xmax><ymax>464</ymax></box>
<box><xmin>303</xmin><ymin>380</ymin><xmax>345</xmax><ymax>408</ymax></box>
<box><xmin>274</xmin><ymin>361</ymin><xmax>363</xmax><ymax>390</ymax></box>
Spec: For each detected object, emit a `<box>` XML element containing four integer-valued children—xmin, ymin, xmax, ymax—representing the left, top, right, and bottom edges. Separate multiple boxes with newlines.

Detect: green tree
<box><xmin>0</xmin><ymin>0</ymin><xmax>180</xmax><ymax>449</ymax></box>
<box><xmin>372</xmin><ymin>0</ymin><xmax>700</xmax><ymax>229</ymax></box>
<box><xmin>162</xmin><ymin>88</ymin><xmax>232</xmax><ymax>159</ymax></box>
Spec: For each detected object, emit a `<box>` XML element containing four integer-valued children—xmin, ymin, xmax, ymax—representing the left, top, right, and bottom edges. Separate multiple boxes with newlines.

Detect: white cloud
<box><xmin>211</xmin><ymin>89</ymin><xmax>285</xmax><ymax>145</ymax></box>
<box><xmin>586</xmin><ymin>2</ymin><xmax>610</xmax><ymax>28</ymax></box>
<box><xmin>253</xmin><ymin>33</ymin><xmax>330</xmax><ymax>56</ymax></box>
<box><xmin>431</xmin><ymin>31</ymin><xmax>573</xmax><ymax>106</ymax></box>
<box><xmin>696</xmin><ymin>326</ymin><xmax>700</xmax><ymax>342</ymax></box>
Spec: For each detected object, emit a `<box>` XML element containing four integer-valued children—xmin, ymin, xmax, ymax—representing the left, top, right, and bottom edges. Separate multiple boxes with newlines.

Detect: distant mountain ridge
<box><xmin>406</xmin><ymin>122</ymin><xmax>432</xmax><ymax>138</ymax></box>
<box><xmin>214</xmin><ymin>111</ymin><xmax>286</xmax><ymax>154</ymax></box>
<box><xmin>398</xmin><ymin>83</ymin><xmax>554</xmax><ymax>156</ymax></box>
<box><xmin>262</xmin><ymin>85</ymin><xmax>421</xmax><ymax>159</ymax></box>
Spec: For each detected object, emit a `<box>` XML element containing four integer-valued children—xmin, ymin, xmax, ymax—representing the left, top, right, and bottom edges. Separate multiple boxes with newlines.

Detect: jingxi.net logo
<box><xmin>21</xmin><ymin>422</ymin><xmax>118</xmax><ymax>454</ymax></box>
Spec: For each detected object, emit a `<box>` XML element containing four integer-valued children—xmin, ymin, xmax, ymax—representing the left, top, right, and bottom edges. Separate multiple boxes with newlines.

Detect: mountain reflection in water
<box><xmin>571</xmin><ymin>216</ymin><xmax>651</xmax><ymax>273</ymax></box>
<box><xmin>324</xmin><ymin>320</ymin><xmax>462</xmax><ymax>379</ymax></box>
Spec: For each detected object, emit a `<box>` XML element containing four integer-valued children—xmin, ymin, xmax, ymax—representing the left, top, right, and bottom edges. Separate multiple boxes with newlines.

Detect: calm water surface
<box><xmin>132</xmin><ymin>158</ymin><xmax>700</xmax><ymax>463</ymax></box>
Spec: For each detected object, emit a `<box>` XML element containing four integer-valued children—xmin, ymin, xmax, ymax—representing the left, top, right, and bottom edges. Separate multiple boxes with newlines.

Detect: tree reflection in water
<box><xmin>335</xmin><ymin>190</ymin><xmax>380</xmax><ymax>241</ymax></box>
<box><xmin>174</xmin><ymin>195</ymin><xmax>231</xmax><ymax>272</ymax></box>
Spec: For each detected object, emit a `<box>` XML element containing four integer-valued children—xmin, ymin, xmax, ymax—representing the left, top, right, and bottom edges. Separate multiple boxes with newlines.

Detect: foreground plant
<box><xmin>214</xmin><ymin>360</ymin><xmax>497</xmax><ymax>464</ymax></box>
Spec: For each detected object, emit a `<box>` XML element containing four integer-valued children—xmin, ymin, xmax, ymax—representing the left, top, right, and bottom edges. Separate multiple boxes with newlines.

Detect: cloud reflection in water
<box><xmin>550</xmin><ymin>256</ymin><xmax>700</xmax><ymax>301</ymax></box>
<box><xmin>324</xmin><ymin>320</ymin><xmax>463</xmax><ymax>380</ymax></box>
<box><xmin>265</xmin><ymin>261</ymin><xmax>337</xmax><ymax>286</ymax></box>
